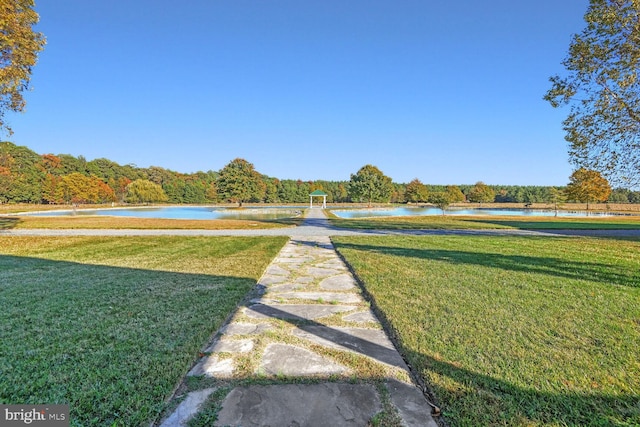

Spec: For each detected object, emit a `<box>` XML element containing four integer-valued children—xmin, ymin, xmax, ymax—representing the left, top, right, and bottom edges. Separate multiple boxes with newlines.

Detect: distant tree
<box><xmin>336</xmin><ymin>183</ymin><xmax>348</xmax><ymax>202</ymax></box>
<box><xmin>125</xmin><ymin>179</ymin><xmax>168</xmax><ymax>204</ymax></box>
<box><xmin>54</xmin><ymin>173</ymin><xmax>115</xmax><ymax>204</ymax></box>
<box><xmin>545</xmin><ymin>0</ymin><xmax>640</xmax><ymax>187</ymax></box>
<box><xmin>263</xmin><ymin>178</ymin><xmax>279</xmax><ymax>203</ymax></box>
<box><xmin>205</xmin><ymin>181</ymin><xmax>218</xmax><ymax>203</ymax></box>
<box><xmin>445</xmin><ymin>185</ymin><xmax>466</xmax><ymax>203</ymax></box>
<box><xmin>429</xmin><ymin>192</ymin><xmax>451</xmax><ymax>215</ymax></box>
<box><xmin>0</xmin><ymin>141</ymin><xmax>43</xmax><ymax>202</ymax></box>
<box><xmin>564</xmin><ymin>168</ymin><xmax>611</xmax><ymax>209</ymax></box>
<box><xmin>348</xmin><ymin>164</ymin><xmax>393</xmax><ymax>207</ymax></box>
<box><xmin>404</xmin><ymin>179</ymin><xmax>429</xmax><ymax>203</ymax></box>
<box><xmin>629</xmin><ymin>190</ymin><xmax>640</xmax><ymax>203</ymax></box>
<box><xmin>549</xmin><ymin>187</ymin><xmax>567</xmax><ymax>216</ymax></box>
<box><xmin>0</xmin><ymin>0</ymin><xmax>46</xmax><ymax>135</ymax></box>
<box><xmin>607</xmin><ymin>188</ymin><xmax>629</xmax><ymax>204</ymax></box>
<box><xmin>217</xmin><ymin>158</ymin><xmax>266</xmax><ymax>206</ymax></box>
<box><xmin>467</xmin><ymin>181</ymin><xmax>495</xmax><ymax>205</ymax></box>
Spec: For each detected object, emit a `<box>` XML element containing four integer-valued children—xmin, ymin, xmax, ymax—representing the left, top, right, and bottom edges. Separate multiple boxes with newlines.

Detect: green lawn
<box><xmin>332</xmin><ymin>235</ymin><xmax>640</xmax><ymax>426</ymax></box>
<box><xmin>327</xmin><ymin>212</ymin><xmax>640</xmax><ymax>230</ymax></box>
<box><xmin>0</xmin><ymin>236</ymin><xmax>287</xmax><ymax>426</ymax></box>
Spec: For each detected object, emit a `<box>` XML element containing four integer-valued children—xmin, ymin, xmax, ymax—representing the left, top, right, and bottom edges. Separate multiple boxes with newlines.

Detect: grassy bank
<box><xmin>0</xmin><ymin>215</ymin><xmax>301</xmax><ymax>230</ymax></box>
<box><xmin>327</xmin><ymin>212</ymin><xmax>640</xmax><ymax>230</ymax></box>
<box><xmin>332</xmin><ymin>235</ymin><xmax>640</xmax><ymax>426</ymax></box>
<box><xmin>0</xmin><ymin>236</ymin><xmax>288</xmax><ymax>426</ymax></box>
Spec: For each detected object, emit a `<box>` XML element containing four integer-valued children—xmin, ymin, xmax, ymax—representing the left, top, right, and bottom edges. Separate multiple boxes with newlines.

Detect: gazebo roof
<box><xmin>309</xmin><ymin>190</ymin><xmax>328</xmax><ymax>196</ymax></box>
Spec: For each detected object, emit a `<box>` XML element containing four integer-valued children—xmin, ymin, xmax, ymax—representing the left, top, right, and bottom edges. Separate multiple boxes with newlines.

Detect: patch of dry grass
<box><xmin>0</xmin><ymin>215</ymin><xmax>298</xmax><ymax>229</ymax></box>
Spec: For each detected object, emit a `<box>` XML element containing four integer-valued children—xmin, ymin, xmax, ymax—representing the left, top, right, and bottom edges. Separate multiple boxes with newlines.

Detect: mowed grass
<box><xmin>328</xmin><ymin>212</ymin><xmax>640</xmax><ymax>230</ymax></box>
<box><xmin>0</xmin><ymin>236</ymin><xmax>288</xmax><ymax>426</ymax></box>
<box><xmin>0</xmin><ymin>215</ymin><xmax>301</xmax><ymax>230</ymax></box>
<box><xmin>332</xmin><ymin>235</ymin><xmax>640</xmax><ymax>426</ymax></box>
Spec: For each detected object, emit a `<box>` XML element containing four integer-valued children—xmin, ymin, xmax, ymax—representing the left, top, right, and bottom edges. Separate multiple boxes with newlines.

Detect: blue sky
<box><xmin>10</xmin><ymin>0</ymin><xmax>589</xmax><ymax>185</ymax></box>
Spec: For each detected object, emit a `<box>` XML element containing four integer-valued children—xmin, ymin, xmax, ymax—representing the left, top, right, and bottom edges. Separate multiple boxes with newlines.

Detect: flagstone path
<box><xmin>157</xmin><ymin>210</ymin><xmax>439</xmax><ymax>426</ymax></box>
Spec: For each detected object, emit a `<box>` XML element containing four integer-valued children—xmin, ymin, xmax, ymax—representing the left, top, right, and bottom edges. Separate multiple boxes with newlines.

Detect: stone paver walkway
<box><xmin>157</xmin><ymin>210</ymin><xmax>439</xmax><ymax>426</ymax></box>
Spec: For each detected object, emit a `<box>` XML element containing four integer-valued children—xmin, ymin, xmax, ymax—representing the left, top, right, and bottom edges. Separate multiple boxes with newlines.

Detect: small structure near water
<box><xmin>309</xmin><ymin>190</ymin><xmax>327</xmax><ymax>208</ymax></box>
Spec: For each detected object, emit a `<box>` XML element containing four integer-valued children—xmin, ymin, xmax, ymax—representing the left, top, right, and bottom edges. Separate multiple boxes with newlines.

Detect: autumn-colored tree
<box><xmin>125</xmin><ymin>179</ymin><xmax>168</xmax><ymax>204</ymax></box>
<box><xmin>467</xmin><ymin>181</ymin><xmax>495</xmax><ymax>205</ymax></box>
<box><xmin>545</xmin><ymin>0</ymin><xmax>640</xmax><ymax>187</ymax></box>
<box><xmin>404</xmin><ymin>178</ymin><xmax>429</xmax><ymax>203</ymax></box>
<box><xmin>348</xmin><ymin>164</ymin><xmax>393</xmax><ymax>207</ymax></box>
<box><xmin>445</xmin><ymin>185</ymin><xmax>466</xmax><ymax>203</ymax></box>
<box><xmin>55</xmin><ymin>173</ymin><xmax>90</xmax><ymax>204</ymax></box>
<box><xmin>95</xmin><ymin>179</ymin><xmax>116</xmax><ymax>203</ymax></box>
<box><xmin>114</xmin><ymin>176</ymin><xmax>131</xmax><ymax>202</ymax></box>
<box><xmin>0</xmin><ymin>0</ymin><xmax>46</xmax><ymax>135</ymax></box>
<box><xmin>205</xmin><ymin>181</ymin><xmax>219</xmax><ymax>202</ymax></box>
<box><xmin>40</xmin><ymin>154</ymin><xmax>63</xmax><ymax>175</ymax></box>
<box><xmin>217</xmin><ymin>158</ymin><xmax>266</xmax><ymax>206</ymax></box>
<box><xmin>41</xmin><ymin>173</ymin><xmax>60</xmax><ymax>203</ymax></box>
<box><xmin>564</xmin><ymin>168</ymin><xmax>611</xmax><ymax>209</ymax></box>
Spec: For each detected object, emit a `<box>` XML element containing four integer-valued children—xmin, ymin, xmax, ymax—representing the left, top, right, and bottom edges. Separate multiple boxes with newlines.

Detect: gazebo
<box><xmin>309</xmin><ymin>190</ymin><xmax>327</xmax><ymax>208</ymax></box>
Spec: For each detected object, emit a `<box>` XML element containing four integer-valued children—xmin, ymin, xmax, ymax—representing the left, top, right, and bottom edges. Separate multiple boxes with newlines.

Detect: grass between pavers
<box><xmin>327</xmin><ymin>211</ymin><xmax>640</xmax><ymax>230</ymax></box>
<box><xmin>0</xmin><ymin>235</ymin><xmax>288</xmax><ymax>427</ymax></box>
<box><xmin>332</xmin><ymin>235</ymin><xmax>640</xmax><ymax>426</ymax></box>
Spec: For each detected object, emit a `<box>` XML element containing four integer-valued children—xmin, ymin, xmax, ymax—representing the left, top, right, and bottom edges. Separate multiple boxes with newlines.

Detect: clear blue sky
<box><xmin>10</xmin><ymin>0</ymin><xmax>589</xmax><ymax>185</ymax></box>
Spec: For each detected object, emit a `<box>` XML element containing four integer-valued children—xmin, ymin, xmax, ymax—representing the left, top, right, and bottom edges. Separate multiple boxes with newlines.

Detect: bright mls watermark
<box><xmin>1</xmin><ymin>405</ymin><xmax>69</xmax><ymax>426</ymax></box>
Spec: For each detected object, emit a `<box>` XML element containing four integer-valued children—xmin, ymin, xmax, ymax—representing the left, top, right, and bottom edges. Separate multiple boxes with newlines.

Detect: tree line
<box><xmin>4</xmin><ymin>1</ymin><xmax>640</xmax><ymax>206</ymax></box>
<box><xmin>1</xmin><ymin>142</ymin><xmax>639</xmax><ymax>205</ymax></box>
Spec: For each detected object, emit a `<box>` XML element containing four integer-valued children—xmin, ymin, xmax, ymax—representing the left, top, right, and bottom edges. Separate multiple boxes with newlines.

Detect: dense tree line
<box><xmin>2</xmin><ymin>142</ymin><xmax>640</xmax><ymax>205</ymax></box>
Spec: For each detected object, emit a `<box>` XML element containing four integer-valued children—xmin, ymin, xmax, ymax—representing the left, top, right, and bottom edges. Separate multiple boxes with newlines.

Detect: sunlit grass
<box><xmin>0</xmin><ymin>215</ymin><xmax>301</xmax><ymax>230</ymax></box>
<box><xmin>327</xmin><ymin>212</ymin><xmax>640</xmax><ymax>230</ymax></box>
<box><xmin>0</xmin><ymin>236</ymin><xmax>288</xmax><ymax>426</ymax></box>
<box><xmin>332</xmin><ymin>235</ymin><xmax>640</xmax><ymax>426</ymax></box>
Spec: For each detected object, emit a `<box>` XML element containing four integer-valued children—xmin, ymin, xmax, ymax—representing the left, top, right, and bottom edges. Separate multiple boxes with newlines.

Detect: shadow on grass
<box><xmin>403</xmin><ymin>349</ymin><xmax>640</xmax><ymax>426</ymax></box>
<box><xmin>0</xmin><ymin>254</ymin><xmax>258</xmax><ymax>427</ymax></box>
<box><xmin>334</xmin><ymin>241</ymin><xmax>640</xmax><ymax>288</ymax></box>
<box><xmin>332</xmin><ymin>238</ymin><xmax>640</xmax><ymax>425</ymax></box>
<box><xmin>0</xmin><ymin>216</ymin><xmax>20</xmax><ymax>229</ymax></box>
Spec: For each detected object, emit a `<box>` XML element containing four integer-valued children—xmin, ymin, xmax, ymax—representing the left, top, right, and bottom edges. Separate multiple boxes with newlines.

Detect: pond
<box><xmin>26</xmin><ymin>206</ymin><xmax>304</xmax><ymax>220</ymax></box>
<box><xmin>330</xmin><ymin>207</ymin><xmax>627</xmax><ymax>219</ymax></box>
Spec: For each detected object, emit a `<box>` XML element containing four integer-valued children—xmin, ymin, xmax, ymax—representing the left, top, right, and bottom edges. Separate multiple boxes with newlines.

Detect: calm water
<box><xmin>330</xmin><ymin>207</ymin><xmax>624</xmax><ymax>218</ymax></box>
<box><xmin>27</xmin><ymin>206</ymin><xmax>303</xmax><ymax>220</ymax></box>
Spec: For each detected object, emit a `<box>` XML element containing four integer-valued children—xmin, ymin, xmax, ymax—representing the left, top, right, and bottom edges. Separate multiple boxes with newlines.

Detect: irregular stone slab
<box><xmin>159</xmin><ymin>387</ymin><xmax>216</xmax><ymax>427</ymax></box>
<box><xmin>258</xmin><ymin>275</ymin><xmax>289</xmax><ymax>285</ymax></box>
<box><xmin>306</xmin><ymin>267</ymin><xmax>339</xmax><ymax>277</ymax></box>
<box><xmin>272</xmin><ymin>292</ymin><xmax>362</xmax><ymax>304</ymax></box>
<box><xmin>245</xmin><ymin>303</ymin><xmax>356</xmax><ymax>321</ymax></box>
<box><xmin>386</xmin><ymin>379</ymin><xmax>440</xmax><ymax>427</ymax></box>
<box><xmin>260</xmin><ymin>343</ymin><xmax>348</xmax><ymax>376</ymax></box>
<box><xmin>266</xmin><ymin>283</ymin><xmax>303</xmax><ymax>293</ymax></box>
<box><xmin>343</xmin><ymin>310</ymin><xmax>378</xmax><ymax>324</ymax></box>
<box><xmin>264</xmin><ymin>265</ymin><xmax>290</xmax><ymax>276</ymax></box>
<box><xmin>276</xmin><ymin>256</ymin><xmax>315</xmax><ymax>263</ymax></box>
<box><xmin>315</xmin><ymin>259</ymin><xmax>347</xmax><ymax>269</ymax></box>
<box><xmin>221</xmin><ymin>323</ymin><xmax>271</xmax><ymax>336</ymax></box>
<box><xmin>293</xmin><ymin>276</ymin><xmax>315</xmax><ymax>284</ymax></box>
<box><xmin>215</xmin><ymin>383</ymin><xmax>380</xmax><ymax>427</ymax></box>
<box><xmin>188</xmin><ymin>355</ymin><xmax>234</xmax><ymax>378</ymax></box>
<box><xmin>206</xmin><ymin>338</ymin><xmax>253</xmax><ymax>353</ymax></box>
<box><xmin>292</xmin><ymin>326</ymin><xmax>408</xmax><ymax>369</ymax></box>
<box><xmin>320</xmin><ymin>274</ymin><xmax>357</xmax><ymax>290</ymax></box>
